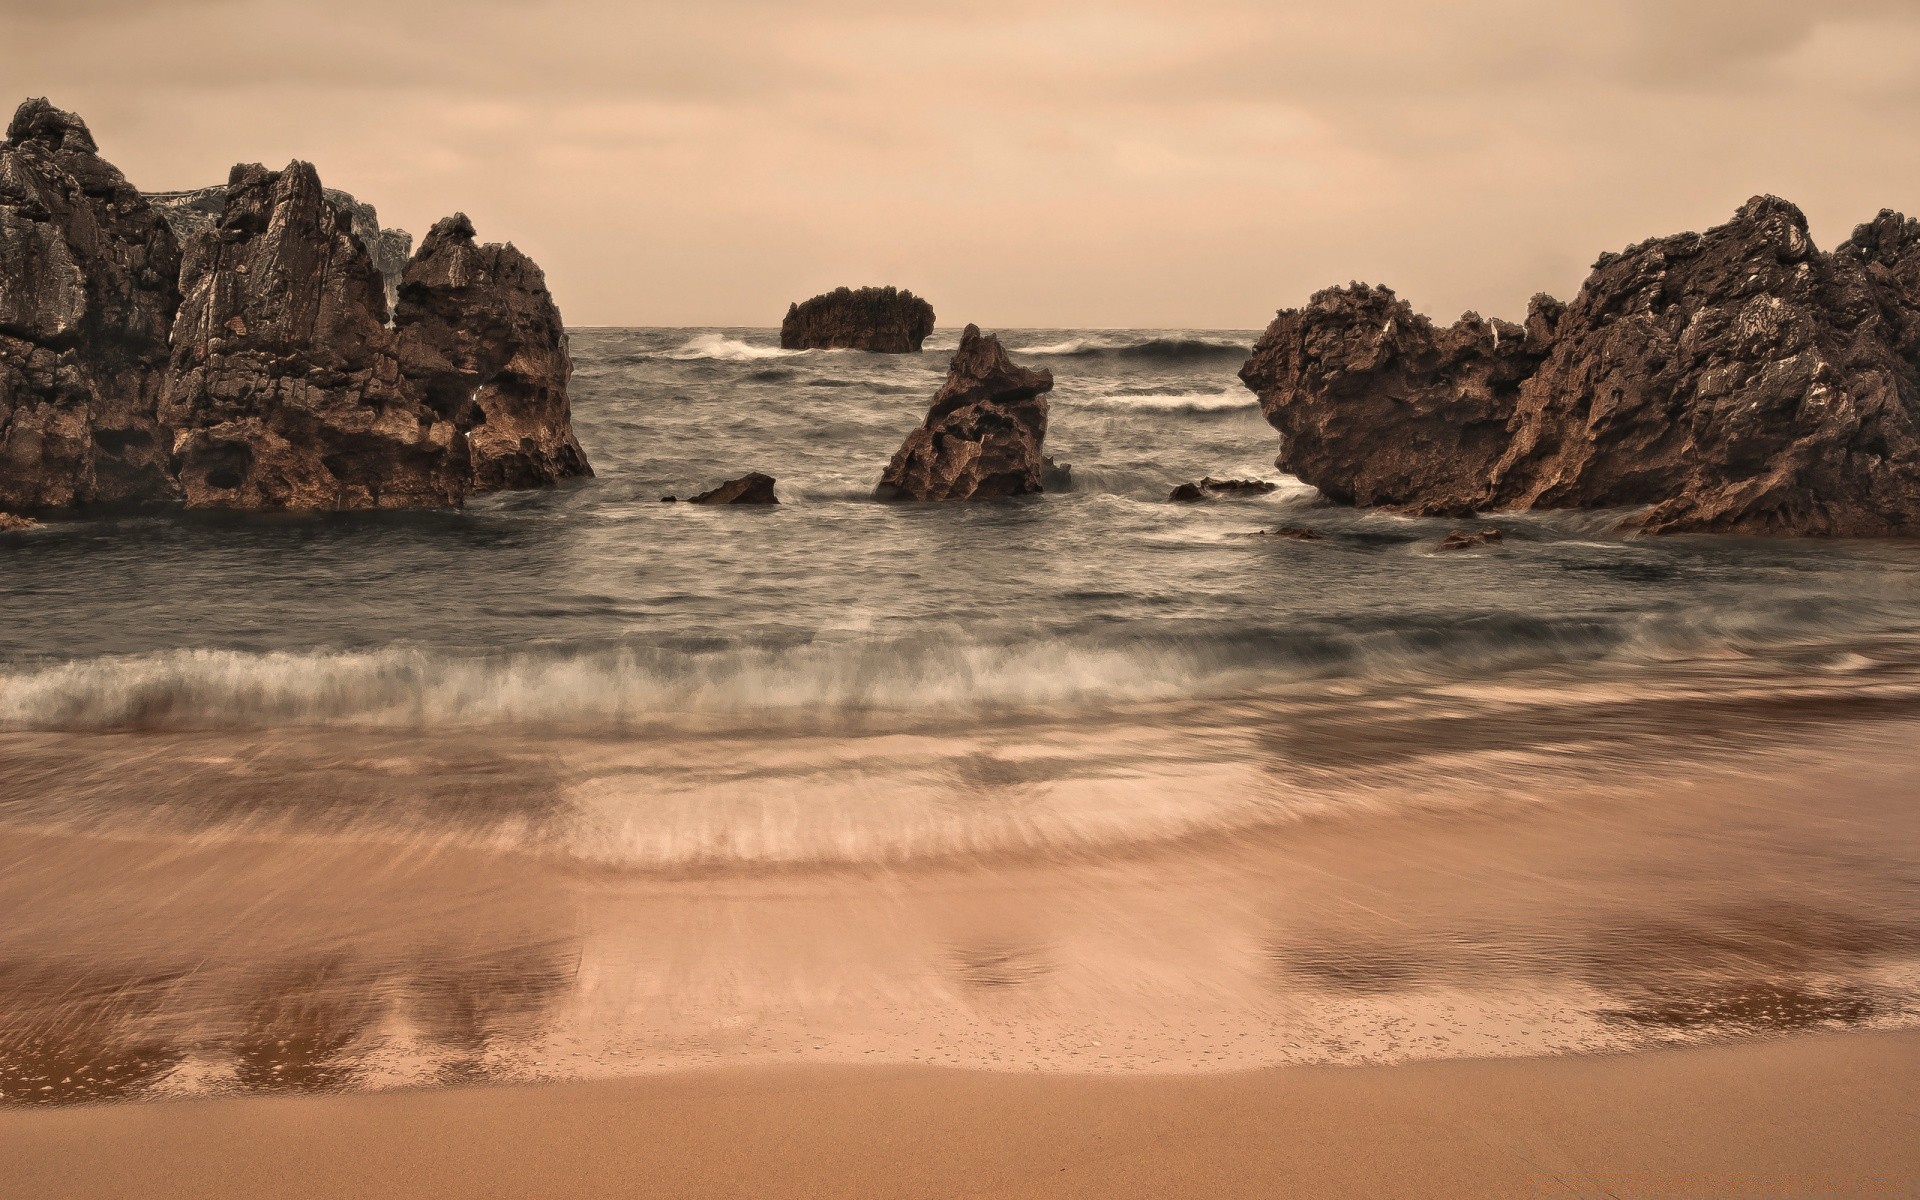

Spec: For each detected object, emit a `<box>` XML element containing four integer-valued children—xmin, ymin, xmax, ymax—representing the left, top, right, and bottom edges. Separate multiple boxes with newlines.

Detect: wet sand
<box><xmin>4</xmin><ymin>1030</ymin><xmax>1917</xmax><ymax>1199</ymax></box>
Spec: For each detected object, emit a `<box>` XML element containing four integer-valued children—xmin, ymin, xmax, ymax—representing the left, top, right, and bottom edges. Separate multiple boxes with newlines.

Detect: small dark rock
<box><xmin>691</xmin><ymin>472</ymin><xmax>778</xmax><ymax>505</ymax></box>
<box><xmin>0</xmin><ymin>511</ymin><xmax>41</xmax><ymax>531</ymax></box>
<box><xmin>1268</xmin><ymin>526</ymin><xmax>1321</xmax><ymax>540</ymax></box>
<box><xmin>1042</xmin><ymin>456</ymin><xmax>1072</xmax><ymax>491</ymax></box>
<box><xmin>660</xmin><ymin>495</ymin><xmax>677</xmax><ymax>503</ymax></box>
<box><xmin>1170</xmin><ymin>477</ymin><xmax>1278</xmax><ymax>501</ymax></box>
<box><xmin>1437</xmin><ymin>528</ymin><xmax>1504</xmax><ymax>551</ymax></box>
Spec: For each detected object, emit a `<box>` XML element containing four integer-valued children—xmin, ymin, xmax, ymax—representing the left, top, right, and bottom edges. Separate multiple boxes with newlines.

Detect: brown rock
<box><xmin>1240</xmin><ymin>196</ymin><xmax>1920</xmax><ymax>536</ymax></box>
<box><xmin>690</xmin><ymin>472</ymin><xmax>778</xmax><ymax>505</ymax></box>
<box><xmin>0</xmin><ymin>510</ymin><xmax>40</xmax><ymax>531</ymax></box>
<box><xmin>0</xmin><ymin>98</ymin><xmax>181</xmax><ymax>510</ymax></box>
<box><xmin>158</xmin><ymin>161</ymin><xmax>464</xmax><ymax>510</ymax></box>
<box><xmin>781</xmin><ymin>286</ymin><xmax>935</xmax><ymax>352</ymax></box>
<box><xmin>394</xmin><ymin>214</ymin><xmax>591</xmax><ymax>491</ymax></box>
<box><xmin>1170</xmin><ymin>477</ymin><xmax>1278</xmax><ymax>501</ymax></box>
<box><xmin>1436</xmin><ymin>528</ymin><xmax>1504</xmax><ymax>551</ymax></box>
<box><xmin>1268</xmin><ymin>525</ymin><xmax>1321</xmax><ymax>540</ymax></box>
<box><xmin>876</xmin><ymin>325</ymin><xmax>1053</xmax><ymax>501</ymax></box>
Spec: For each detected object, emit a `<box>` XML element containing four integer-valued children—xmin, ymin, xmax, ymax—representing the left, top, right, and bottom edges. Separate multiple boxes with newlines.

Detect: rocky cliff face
<box><xmin>876</xmin><ymin>324</ymin><xmax>1052</xmax><ymax>500</ymax></box>
<box><xmin>1240</xmin><ymin>196</ymin><xmax>1920</xmax><ymax>536</ymax></box>
<box><xmin>146</xmin><ymin>184</ymin><xmax>413</xmax><ymax>310</ymax></box>
<box><xmin>0</xmin><ymin>98</ymin><xmax>181</xmax><ymax>510</ymax></box>
<box><xmin>781</xmin><ymin>286</ymin><xmax>936</xmax><ymax>352</ymax></box>
<box><xmin>393</xmin><ymin>215</ymin><xmax>590</xmax><ymax>491</ymax></box>
<box><xmin>0</xmin><ymin>98</ymin><xmax>590</xmax><ymax>514</ymax></box>
<box><xmin>159</xmin><ymin>161</ymin><xmax>463</xmax><ymax>509</ymax></box>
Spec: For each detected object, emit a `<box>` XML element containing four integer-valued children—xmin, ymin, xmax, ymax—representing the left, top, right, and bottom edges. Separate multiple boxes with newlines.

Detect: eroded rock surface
<box><xmin>781</xmin><ymin>286</ymin><xmax>935</xmax><ymax>352</ymax></box>
<box><xmin>1169</xmin><ymin>477</ymin><xmax>1278</xmax><ymax>502</ymax></box>
<box><xmin>394</xmin><ymin>215</ymin><xmax>590</xmax><ymax>491</ymax></box>
<box><xmin>1240</xmin><ymin>196</ymin><xmax>1920</xmax><ymax>536</ymax></box>
<box><xmin>147</xmin><ymin>185</ymin><xmax>412</xmax><ymax>309</ymax></box>
<box><xmin>690</xmin><ymin>472</ymin><xmax>778</xmax><ymax>504</ymax></box>
<box><xmin>158</xmin><ymin>161</ymin><xmax>463</xmax><ymax>509</ymax></box>
<box><xmin>876</xmin><ymin>325</ymin><xmax>1052</xmax><ymax>501</ymax></box>
<box><xmin>0</xmin><ymin>98</ymin><xmax>181</xmax><ymax>510</ymax></box>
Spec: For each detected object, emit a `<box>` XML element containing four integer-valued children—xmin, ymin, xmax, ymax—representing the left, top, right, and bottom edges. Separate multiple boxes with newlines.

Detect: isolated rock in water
<box><xmin>0</xmin><ymin>98</ymin><xmax>181</xmax><ymax>509</ymax></box>
<box><xmin>0</xmin><ymin>510</ymin><xmax>39</xmax><ymax>531</ymax></box>
<box><xmin>159</xmin><ymin>161</ymin><xmax>464</xmax><ymax>509</ymax></box>
<box><xmin>1436</xmin><ymin>528</ymin><xmax>1504</xmax><ymax>551</ymax></box>
<box><xmin>394</xmin><ymin>214</ymin><xmax>591</xmax><ymax>490</ymax></box>
<box><xmin>1042</xmin><ymin>456</ymin><xmax>1072</xmax><ymax>491</ymax></box>
<box><xmin>781</xmin><ymin>286</ymin><xmax>935</xmax><ymax>352</ymax></box>
<box><xmin>1490</xmin><ymin>196</ymin><xmax>1920</xmax><ymax>535</ymax></box>
<box><xmin>876</xmin><ymin>324</ymin><xmax>1053</xmax><ymax>501</ymax></box>
<box><xmin>1267</xmin><ymin>525</ymin><xmax>1321</xmax><ymax>541</ymax></box>
<box><xmin>1241</xmin><ymin>196</ymin><xmax>1920</xmax><ymax>536</ymax></box>
<box><xmin>1169</xmin><ymin>477</ymin><xmax>1278</xmax><ymax>501</ymax></box>
<box><xmin>690</xmin><ymin>472</ymin><xmax>778</xmax><ymax>504</ymax></box>
<box><xmin>1239</xmin><ymin>283</ymin><xmax>1557</xmax><ymax>518</ymax></box>
<box><xmin>146</xmin><ymin>184</ymin><xmax>413</xmax><ymax>309</ymax></box>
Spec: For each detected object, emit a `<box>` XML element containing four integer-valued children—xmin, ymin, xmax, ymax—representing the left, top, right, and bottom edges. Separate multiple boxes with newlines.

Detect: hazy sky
<box><xmin>8</xmin><ymin>0</ymin><xmax>1920</xmax><ymax>327</ymax></box>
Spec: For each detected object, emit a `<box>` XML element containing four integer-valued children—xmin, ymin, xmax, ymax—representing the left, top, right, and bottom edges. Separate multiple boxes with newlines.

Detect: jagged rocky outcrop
<box><xmin>0</xmin><ymin>98</ymin><xmax>590</xmax><ymax>514</ymax></box>
<box><xmin>1241</xmin><ymin>196</ymin><xmax>1920</xmax><ymax>536</ymax></box>
<box><xmin>394</xmin><ymin>215</ymin><xmax>590</xmax><ymax>491</ymax></box>
<box><xmin>876</xmin><ymin>324</ymin><xmax>1052</xmax><ymax>501</ymax></box>
<box><xmin>146</xmin><ymin>184</ymin><xmax>412</xmax><ymax>309</ymax></box>
<box><xmin>690</xmin><ymin>472</ymin><xmax>778</xmax><ymax>504</ymax></box>
<box><xmin>1239</xmin><ymin>284</ymin><xmax>1559</xmax><ymax>518</ymax></box>
<box><xmin>781</xmin><ymin>286</ymin><xmax>935</xmax><ymax>352</ymax></box>
<box><xmin>0</xmin><ymin>99</ymin><xmax>181</xmax><ymax>510</ymax></box>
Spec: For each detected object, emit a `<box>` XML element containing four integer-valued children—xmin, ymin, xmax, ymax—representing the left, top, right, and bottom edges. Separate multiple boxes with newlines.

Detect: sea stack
<box><xmin>1239</xmin><ymin>196</ymin><xmax>1920</xmax><ymax>536</ymax></box>
<box><xmin>875</xmin><ymin>324</ymin><xmax>1052</xmax><ymax>501</ymax></box>
<box><xmin>0</xmin><ymin>98</ymin><xmax>182</xmax><ymax>511</ymax></box>
<box><xmin>146</xmin><ymin>184</ymin><xmax>413</xmax><ymax>309</ymax></box>
<box><xmin>394</xmin><ymin>214</ymin><xmax>591</xmax><ymax>491</ymax></box>
<box><xmin>159</xmin><ymin>161</ymin><xmax>465</xmax><ymax>509</ymax></box>
<box><xmin>0</xmin><ymin>98</ymin><xmax>592</xmax><ymax>514</ymax></box>
<box><xmin>781</xmin><ymin>285</ymin><xmax>935</xmax><ymax>352</ymax></box>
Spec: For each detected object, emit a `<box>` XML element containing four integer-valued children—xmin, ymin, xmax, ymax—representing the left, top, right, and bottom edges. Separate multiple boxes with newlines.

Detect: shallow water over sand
<box><xmin>3</xmin><ymin>328</ymin><xmax>1920</xmax><ymax>1103</ymax></box>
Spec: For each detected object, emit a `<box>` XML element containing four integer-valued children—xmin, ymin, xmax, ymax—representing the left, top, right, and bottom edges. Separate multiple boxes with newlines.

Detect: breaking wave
<box><xmin>1074</xmin><ymin>387</ymin><xmax>1258</xmax><ymax>415</ymax></box>
<box><xmin>658</xmin><ymin>334</ymin><xmax>807</xmax><ymax>362</ymax></box>
<box><xmin>1016</xmin><ymin>334</ymin><xmax>1253</xmax><ymax>361</ymax></box>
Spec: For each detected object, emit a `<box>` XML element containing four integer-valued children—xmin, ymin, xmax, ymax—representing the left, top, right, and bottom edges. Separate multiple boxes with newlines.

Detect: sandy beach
<box><xmin>4</xmin><ymin>1030</ymin><xmax>1916</xmax><ymax>1199</ymax></box>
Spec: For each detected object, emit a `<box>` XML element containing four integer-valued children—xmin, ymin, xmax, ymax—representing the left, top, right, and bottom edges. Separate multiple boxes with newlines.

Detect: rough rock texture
<box><xmin>1239</xmin><ymin>283</ymin><xmax>1559</xmax><ymax>518</ymax></box>
<box><xmin>690</xmin><ymin>472</ymin><xmax>778</xmax><ymax>504</ymax></box>
<box><xmin>0</xmin><ymin>98</ymin><xmax>181</xmax><ymax>510</ymax></box>
<box><xmin>1240</xmin><ymin>196</ymin><xmax>1920</xmax><ymax>536</ymax></box>
<box><xmin>1169</xmin><ymin>477</ymin><xmax>1278</xmax><ymax>501</ymax></box>
<box><xmin>158</xmin><ymin>161</ymin><xmax>465</xmax><ymax>509</ymax></box>
<box><xmin>393</xmin><ymin>214</ymin><xmax>590</xmax><ymax>491</ymax></box>
<box><xmin>876</xmin><ymin>325</ymin><xmax>1052</xmax><ymax>501</ymax></box>
<box><xmin>0</xmin><ymin>510</ymin><xmax>38</xmax><ymax>530</ymax></box>
<box><xmin>1437</xmin><ymin>528</ymin><xmax>1504</xmax><ymax>551</ymax></box>
<box><xmin>781</xmin><ymin>286</ymin><xmax>935</xmax><ymax>352</ymax></box>
<box><xmin>146</xmin><ymin>185</ymin><xmax>412</xmax><ymax>309</ymax></box>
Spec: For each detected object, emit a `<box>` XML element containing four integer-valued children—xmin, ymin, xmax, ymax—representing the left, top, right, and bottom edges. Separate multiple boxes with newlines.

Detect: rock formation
<box><xmin>1437</xmin><ymin>528</ymin><xmax>1504</xmax><ymax>551</ymax></box>
<box><xmin>159</xmin><ymin>161</ymin><xmax>465</xmax><ymax>509</ymax></box>
<box><xmin>393</xmin><ymin>215</ymin><xmax>590</xmax><ymax>491</ymax></box>
<box><xmin>1240</xmin><ymin>196</ymin><xmax>1920</xmax><ymax>536</ymax></box>
<box><xmin>0</xmin><ymin>98</ymin><xmax>181</xmax><ymax>511</ymax></box>
<box><xmin>146</xmin><ymin>184</ymin><xmax>412</xmax><ymax>309</ymax></box>
<box><xmin>876</xmin><ymin>325</ymin><xmax>1053</xmax><ymax>501</ymax></box>
<box><xmin>0</xmin><ymin>510</ymin><xmax>39</xmax><ymax>531</ymax></box>
<box><xmin>1169</xmin><ymin>477</ymin><xmax>1278</xmax><ymax>502</ymax></box>
<box><xmin>0</xmin><ymin>98</ymin><xmax>590</xmax><ymax>514</ymax></box>
<box><xmin>781</xmin><ymin>286</ymin><xmax>935</xmax><ymax>352</ymax></box>
<box><xmin>690</xmin><ymin>472</ymin><xmax>778</xmax><ymax>504</ymax></box>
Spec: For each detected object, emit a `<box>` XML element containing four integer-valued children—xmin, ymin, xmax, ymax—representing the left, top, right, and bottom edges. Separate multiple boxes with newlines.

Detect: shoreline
<box><xmin>5</xmin><ymin>1030</ymin><xmax>1917</xmax><ymax>1198</ymax></box>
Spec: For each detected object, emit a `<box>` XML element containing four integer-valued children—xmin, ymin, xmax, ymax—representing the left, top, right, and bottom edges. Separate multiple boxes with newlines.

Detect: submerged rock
<box><xmin>1267</xmin><ymin>525</ymin><xmax>1321</xmax><ymax>540</ymax></box>
<box><xmin>690</xmin><ymin>472</ymin><xmax>778</xmax><ymax>504</ymax></box>
<box><xmin>146</xmin><ymin>184</ymin><xmax>413</xmax><ymax>309</ymax></box>
<box><xmin>0</xmin><ymin>98</ymin><xmax>181</xmax><ymax>510</ymax></box>
<box><xmin>1169</xmin><ymin>477</ymin><xmax>1279</xmax><ymax>502</ymax></box>
<box><xmin>1436</xmin><ymin>528</ymin><xmax>1504</xmax><ymax>551</ymax></box>
<box><xmin>394</xmin><ymin>214</ymin><xmax>591</xmax><ymax>491</ymax></box>
<box><xmin>781</xmin><ymin>286</ymin><xmax>935</xmax><ymax>352</ymax></box>
<box><xmin>158</xmin><ymin>161</ymin><xmax>463</xmax><ymax>509</ymax></box>
<box><xmin>1240</xmin><ymin>196</ymin><xmax>1920</xmax><ymax>536</ymax></box>
<box><xmin>876</xmin><ymin>325</ymin><xmax>1053</xmax><ymax>501</ymax></box>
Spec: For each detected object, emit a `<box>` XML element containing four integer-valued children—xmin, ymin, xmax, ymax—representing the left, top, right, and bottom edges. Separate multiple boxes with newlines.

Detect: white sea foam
<box><xmin>660</xmin><ymin>333</ymin><xmax>805</xmax><ymax>362</ymax></box>
<box><xmin>1076</xmin><ymin>387</ymin><xmax>1256</xmax><ymax>414</ymax></box>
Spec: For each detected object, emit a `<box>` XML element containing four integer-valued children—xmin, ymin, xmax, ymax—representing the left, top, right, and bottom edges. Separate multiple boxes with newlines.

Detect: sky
<box><xmin>7</xmin><ymin>0</ymin><xmax>1920</xmax><ymax>328</ymax></box>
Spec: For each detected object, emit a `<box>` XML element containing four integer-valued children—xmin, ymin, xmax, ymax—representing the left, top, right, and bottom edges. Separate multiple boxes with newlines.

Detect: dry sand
<box><xmin>4</xmin><ymin>1030</ymin><xmax>1917</xmax><ymax>1199</ymax></box>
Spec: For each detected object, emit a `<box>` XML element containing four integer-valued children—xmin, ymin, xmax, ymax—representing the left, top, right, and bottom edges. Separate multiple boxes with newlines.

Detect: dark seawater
<box><xmin>4</xmin><ymin>327</ymin><xmax>1920</xmax><ymax>1102</ymax></box>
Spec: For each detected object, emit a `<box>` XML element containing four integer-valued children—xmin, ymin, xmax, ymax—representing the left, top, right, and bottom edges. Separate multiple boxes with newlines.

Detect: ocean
<box><xmin>3</xmin><ymin>326</ymin><xmax>1919</xmax><ymax>1102</ymax></box>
